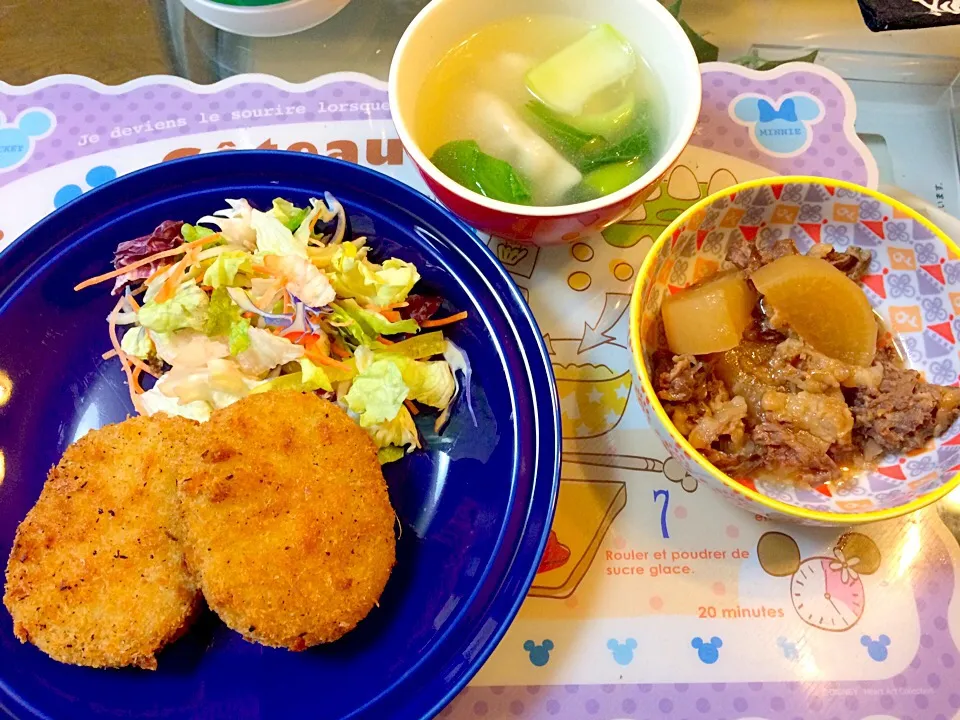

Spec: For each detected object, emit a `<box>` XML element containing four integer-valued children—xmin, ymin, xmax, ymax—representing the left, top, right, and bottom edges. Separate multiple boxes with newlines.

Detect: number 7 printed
<box><xmin>653</xmin><ymin>489</ymin><xmax>670</xmax><ymax>539</ymax></box>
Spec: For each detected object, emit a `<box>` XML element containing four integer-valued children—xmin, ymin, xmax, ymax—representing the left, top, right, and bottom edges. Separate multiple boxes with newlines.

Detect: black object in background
<box><xmin>857</xmin><ymin>0</ymin><xmax>960</xmax><ymax>30</ymax></box>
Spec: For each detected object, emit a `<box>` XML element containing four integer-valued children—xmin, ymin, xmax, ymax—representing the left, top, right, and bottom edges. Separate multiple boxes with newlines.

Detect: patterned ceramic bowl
<box><xmin>630</xmin><ymin>176</ymin><xmax>960</xmax><ymax>526</ymax></box>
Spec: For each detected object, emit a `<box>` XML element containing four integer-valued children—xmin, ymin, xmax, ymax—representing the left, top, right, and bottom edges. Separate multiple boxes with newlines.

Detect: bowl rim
<box><xmin>629</xmin><ymin>174</ymin><xmax>960</xmax><ymax>525</ymax></box>
<box><xmin>387</xmin><ymin>0</ymin><xmax>702</xmax><ymax>218</ymax></box>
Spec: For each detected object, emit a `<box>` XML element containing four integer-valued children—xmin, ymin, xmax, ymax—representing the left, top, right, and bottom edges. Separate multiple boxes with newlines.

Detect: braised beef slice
<box><xmin>653</xmin><ymin>351</ymin><xmax>711</xmax><ymax>403</ymax></box>
<box><xmin>748</xmin><ymin>421</ymin><xmax>841</xmax><ymax>481</ymax></box>
<box><xmin>725</xmin><ymin>232</ymin><xmax>798</xmax><ymax>273</ymax></box>
<box><xmin>725</xmin><ymin>233</ymin><xmax>759</xmax><ymax>272</ymax></box>
<box><xmin>808</xmin><ymin>244</ymin><xmax>872</xmax><ymax>281</ymax></box>
<box><xmin>756</xmin><ymin>237</ymin><xmax>799</xmax><ymax>265</ymax></box>
<box><xmin>849</xmin><ymin>348</ymin><xmax>960</xmax><ymax>453</ymax></box>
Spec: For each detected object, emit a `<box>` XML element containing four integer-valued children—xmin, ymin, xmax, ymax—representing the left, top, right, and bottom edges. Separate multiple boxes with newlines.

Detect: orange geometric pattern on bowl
<box><xmin>631</xmin><ymin>177</ymin><xmax>960</xmax><ymax>525</ymax></box>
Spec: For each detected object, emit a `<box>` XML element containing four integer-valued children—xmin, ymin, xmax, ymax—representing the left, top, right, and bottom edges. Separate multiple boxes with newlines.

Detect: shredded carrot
<box><xmin>154</xmin><ymin>256</ymin><xmax>188</xmax><ymax>303</ymax></box>
<box><xmin>286</xmin><ymin>331</ymin><xmax>318</xmax><ymax>347</ymax></box>
<box><xmin>102</xmin><ymin>349</ymin><xmax>118</xmax><ymax>360</ymax></box>
<box><xmin>144</xmin><ymin>265</ymin><xmax>167</xmax><ymax>285</ymax></box>
<box><xmin>74</xmin><ymin>236</ymin><xmax>214</xmax><ymax>291</ymax></box>
<box><xmin>242</xmin><ymin>312</ymin><xmax>255</xmax><ymax>319</ymax></box>
<box><xmin>131</xmin><ymin>367</ymin><xmax>144</xmax><ymax>395</ymax></box>
<box><xmin>310</xmin><ymin>352</ymin><xmax>352</xmax><ymax>371</ymax></box>
<box><xmin>380</xmin><ymin>310</ymin><xmax>402</xmax><ymax>323</ymax></box>
<box><xmin>155</xmin><ymin>248</ymin><xmax>200</xmax><ymax>303</ymax></box>
<box><xmin>251</xmin><ymin>264</ymin><xmax>269</xmax><ymax>274</ymax></box>
<box><xmin>386</xmin><ymin>302</ymin><xmax>409</xmax><ymax>310</ymax></box>
<box><xmin>128</xmin><ymin>355</ymin><xmax>159</xmax><ymax>379</ymax></box>
<box><xmin>331</xmin><ymin>342</ymin><xmax>351</xmax><ymax>359</ymax></box>
<box><xmin>282</xmin><ymin>289</ymin><xmax>292</xmax><ymax>314</ymax></box>
<box><xmin>376</xmin><ymin>336</ymin><xmax>394</xmax><ymax>346</ymax></box>
<box><xmin>404</xmin><ymin>399</ymin><xmax>419</xmax><ymax>416</ymax></box>
<box><xmin>421</xmin><ymin>311</ymin><xmax>468</xmax><ymax>328</ymax></box>
<box><xmin>126</xmin><ymin>294</ymin><xmax>141</xmax><ymax>312</ymax></box>
<box><xmin>107</xmin><ymin>298</ymin><xmax>143</xmax><ymax>413</ymax></box>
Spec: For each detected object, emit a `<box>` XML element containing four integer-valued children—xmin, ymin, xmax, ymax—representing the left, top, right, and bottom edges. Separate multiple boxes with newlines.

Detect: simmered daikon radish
<box><xmin>662</xmin><ymin>272</ymin><xmax>757</xmax><ymax>356</ymax></box>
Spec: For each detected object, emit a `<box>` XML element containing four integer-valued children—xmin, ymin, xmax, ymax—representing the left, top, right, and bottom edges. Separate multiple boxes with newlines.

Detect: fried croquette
<box><xmin>3</xmin><ymin>414</ymin><xmax>201</xmax><ymax>670</ymax></box>
<box><xmin>177</xmin><ymin>392</ymin><xmax>396</xmax><ymax>650</ymax></box>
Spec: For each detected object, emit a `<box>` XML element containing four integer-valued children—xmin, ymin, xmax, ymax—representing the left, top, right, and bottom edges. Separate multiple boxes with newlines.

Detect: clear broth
<box><xmin>414</xmin><ymin>15</ymin><xmax>666</xmax><ymax>206</ymax></box>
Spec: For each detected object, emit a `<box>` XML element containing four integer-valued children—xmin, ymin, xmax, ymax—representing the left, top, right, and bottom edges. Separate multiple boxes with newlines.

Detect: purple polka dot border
<box><xmin>691</xmin><ymin>65</ymin><xmax>875</xmax><ymax>186</ymax></box>
<box><xmin>0</xmin><ymin>75</ymin><xmax>390</xmax><ymax>186</ymax></box>
<box><xmin>445</xmin><ymin>528</ymin><xmax>959</xmax><ymax>719</ymax></box>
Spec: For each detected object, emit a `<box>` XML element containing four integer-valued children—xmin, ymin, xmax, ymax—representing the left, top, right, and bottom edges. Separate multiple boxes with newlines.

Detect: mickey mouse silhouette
<box><xmin>692</xmin><ymin>636</ymin><xmax>723</xmax><ymax>664</ymax></box>
<box><xmin>663</xmin><ymin>456</ymin><xmax>698</xmax><ymax>493</ymax></box>
<box><xmin>757</xmin><ymin>532</ymin><xmax>881</xmax><ymax>632</ymax></box>
<box><xmin>776</xmin><ymin>636</ymin><xmax>799</xmax><ymax>661</ymax></box>
<box><xmin>0</xmin><ymin>109</ymin><xmax>55</xmax><ymax>171</ymax></box>
<box><xmin>607</xmin><ymin>638</ymin><xmax>638</xmax><ymax>666</ymax></box>
<box><xmin>731</xmin><ymin>93</ymin><xmax>823</xmax><ymax>157</ymax></box>
<box><xmin>523</xmin><ymin>639</ymin><xmax>554</xmax><ymax>667</ymax></box>
<box><xmin>860</xmin><ymin>634</ymin><xmax>891</xmax><ymax>662</ymax></box>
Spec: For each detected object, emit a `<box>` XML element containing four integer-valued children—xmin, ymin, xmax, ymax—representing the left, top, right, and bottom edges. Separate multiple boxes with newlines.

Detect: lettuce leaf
<box><xmin>299</xmin><ymin>357</ymin><xmax>333</xmax><ymax>391</ymax></box>
<box><xmin>235</xmin><ymin>327</ymin><xmax>304</xmax><ymax>376</ymax></box>
<box><xmin>368</xmin><ymin>406</ymin><xmax>420</xmax><ymax>450</ymax></box>
<box><xmin>229</xmin><ymin>317</ymin><xmax>251</xmax><ymax>355</ymax></box>
<box><xmin>181</xmin><ymin>223</ymin><xmax>216</xmax><ymax>244</ymax></box>
<box><xmin>138</xmin><ymin>281</ymin><xmax>209</xmax><ymax>333</ymax></box>
<box><xmin>198</xmin><ymin>199</ymin><xmax>257</xmax><ymax>250</ymax></box>
<box><xmin>270</xmin><ymin>198</ymin><xmax>309</xmax><ymax>231</ymax></box>
<box><xmin>250</xmin><ymin>358</ymin><xmax>333</xmax><ymax>395</ymax></box>
<box><xmin>328</xmin><ymin>242</ymin><xmax>420</xmax><ymax>307</ymax></box>
<box><xmin>119</xmin><ymin>325</ymin><xmax>154</xmax><ymax>360</ymax></box>
<box><xmin>294</xmin><ymin>197</ymin><xmax>335</xmax><ymax>244</ymax></box>
<box><xmin>112</xmin><ymin>220</ymin><xmax>185</xmax><ymax>294</ymax></box>
<box><xmin>150</xmin><ymin>329</ymin><xmax>229</xmax><ymax>367</ymax></box>
<box><xmin>264</xmin><ymin>254</ymin><xmax>335</xmax><ymax>308</ymax></box>
<box><xmin>204</xmin><ymin>287</ymin><xmax>243</xmax><ymax>337</ymax></box>
<box><xmin>344</xmin><ymin>359</ymin><xmax>408</xmax><ymax>427</ymax></box>
<box><xmin>154</xmin><ymin>358</ymin><xmax>258</xmax><ymax>410</ymax></box>
<box><xmin>372</xmin><ymin>331</ymin><xmax>447</xmax><ymax>359</ymax></box>
<box><xmin>139</xmin><ymin>387</ymin><xmax>212</xmax><ymax>422</ymax></box>
<box><xmin>251</xmin><ymin>208</ymin><xmax>308</xmax><ymax>258</ymax></box>
<box><xmin>202</xmin><ymin>250</ymin><xmax>252</xmax><ymax>289</ymax></box>
<box><xmin>329</xmin><ymin>304</ymin><xmax>370</xmax><ymax>348</ymax></box>
<box><xmin>377</xmin><ymin>445</ymin><xmax>406</xmax><ymax>464</ymax></box>
<box><xmin>359</xmin><ymin>349</ymin><xmax>455</xmax><ymax>410</ymax></box>
<box><xmin>335</xmin><ymin>299</ymin><xmax>419</xmax><ymax>339</ymax></box>
<box><xmin>401</xmin><ymin>358</ymin><xmax>456</xmax><ymax>408</ymax></box>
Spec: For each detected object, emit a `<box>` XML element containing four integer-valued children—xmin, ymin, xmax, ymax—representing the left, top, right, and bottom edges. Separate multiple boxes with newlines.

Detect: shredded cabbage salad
<box><xmin>75</xmin><ymin>194</ymin><xmax>472</xmax><ymax>464</ymax></box>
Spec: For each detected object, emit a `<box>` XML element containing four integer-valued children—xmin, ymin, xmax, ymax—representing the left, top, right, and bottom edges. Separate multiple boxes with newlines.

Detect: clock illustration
<box><xmin>758</xmin><ymin>531</ymin><xmax>881</xmax><ymax>632</ymax></box>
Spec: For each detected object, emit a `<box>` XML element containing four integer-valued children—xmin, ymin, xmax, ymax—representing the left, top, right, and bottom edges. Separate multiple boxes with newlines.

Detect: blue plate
<box><xmin>0</xmin><ymin>151</ymin><xmax>560</xmax><ymax>720</ymax></box>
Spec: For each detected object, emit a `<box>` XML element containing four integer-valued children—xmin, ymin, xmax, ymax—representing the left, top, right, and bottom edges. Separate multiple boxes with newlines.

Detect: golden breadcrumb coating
<box><xmin>3</xmin><ymin>414</ymin><xmax>201</xmax><ymax>669</ymax></box>
<box><xmin>177</xmin><ymin>392</ymin><xmax>396</xmax><ymax>650</ymax></box>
